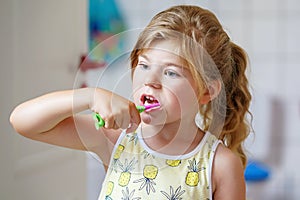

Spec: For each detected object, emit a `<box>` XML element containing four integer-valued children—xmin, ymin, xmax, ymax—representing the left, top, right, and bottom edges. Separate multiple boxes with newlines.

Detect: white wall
<box><xmin>0</xmin><ymin>0</ymin><xmax>90</xmax><ymax>199</ymax></box>
<box><xmin>0</xmin><ymin>0</ymin><xmax>15</xmax><ymax>198</ymax></box>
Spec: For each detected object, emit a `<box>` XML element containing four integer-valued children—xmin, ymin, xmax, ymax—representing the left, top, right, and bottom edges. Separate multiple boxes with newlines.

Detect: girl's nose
<box><xmin>144</xmin><ymin>69</ymin><xmax>162</xmax><ymax>89</ymax></box>
<box><xmin>144</xmin><ymin>82</ymin><xmax>162</xmax><ymax>89</ymax></box>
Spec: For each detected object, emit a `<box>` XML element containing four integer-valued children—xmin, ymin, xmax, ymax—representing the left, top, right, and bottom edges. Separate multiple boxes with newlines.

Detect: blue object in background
<box><xmin>88</xmin><ymin>0</ymin><xmax>126</xmax><ymax>62</ymax></box>
<box><xmin>89</xmin><ymin>0</ymin><xmax>125</xmax><ymax>36</ymax></box>
<box><xmin>245</xmin><ymin>160</ymin><xmax>271</xmax><ymax>182</ymax></box>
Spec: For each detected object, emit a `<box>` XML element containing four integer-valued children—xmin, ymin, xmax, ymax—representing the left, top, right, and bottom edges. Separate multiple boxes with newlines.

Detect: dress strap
<box><xmin>208</xmin><ymin>139</ymin><xmax>222</xmax><ymax>199</ymax></box>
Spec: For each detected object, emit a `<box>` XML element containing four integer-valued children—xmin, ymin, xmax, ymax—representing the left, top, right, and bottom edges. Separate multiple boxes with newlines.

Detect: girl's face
<box><xmin>132</xmin><ymin>40</ymin><xmax>200</xmax><ymax>126</ymax></box>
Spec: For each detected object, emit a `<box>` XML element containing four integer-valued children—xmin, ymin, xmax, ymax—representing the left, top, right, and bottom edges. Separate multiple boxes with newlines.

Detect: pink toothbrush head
<box><xmin>144</xmin><ymin>103</ymin><xmax>160</xmax><ymax>110</ymax></box>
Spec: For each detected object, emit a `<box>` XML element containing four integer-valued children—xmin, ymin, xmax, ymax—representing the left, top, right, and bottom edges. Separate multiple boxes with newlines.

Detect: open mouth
<box><xmin>141</xmin><ymin>94</ymin><xmax>160</xmax><ymax>106</ymax></box>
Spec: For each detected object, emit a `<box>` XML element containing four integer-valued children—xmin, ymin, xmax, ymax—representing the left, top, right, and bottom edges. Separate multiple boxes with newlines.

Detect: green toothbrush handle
<box><xmin>93</xmin><ymin>106</ymin><xmax>145</xmax><ymax>130</ymax></box>
<box><xmin>93</xmin><ymin>113</ymin><xmax>105</xmax><ymax>130</ymax></box>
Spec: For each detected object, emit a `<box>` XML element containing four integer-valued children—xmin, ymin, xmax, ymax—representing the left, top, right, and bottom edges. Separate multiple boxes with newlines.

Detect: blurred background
<box><xmin>1</xmin><ymin>0</ymin><xmax>299</xmax><ymax>199</ymax></box>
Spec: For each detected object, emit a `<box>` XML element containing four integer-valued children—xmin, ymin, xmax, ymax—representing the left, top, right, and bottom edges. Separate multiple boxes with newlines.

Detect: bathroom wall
<box><xmin>0</xmin><ymin>0</ymin><xmax>89</xmax><ymax>199</ymax></box>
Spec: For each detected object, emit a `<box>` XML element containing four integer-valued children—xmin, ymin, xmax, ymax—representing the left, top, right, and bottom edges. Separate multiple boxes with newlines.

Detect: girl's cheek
<box><xmin>131</xmin><ymin>81</ymin><xmax>144</xmax><ymax>104</ymax></box>
<box><xmin>132</xmin><ymin>70</ymin><xmax>144</xmax><ymax>87</ymax></box>
<box><xmin>131</xmin><ymin>87</ymin><xmax>141</xmax><ymax>105</ymax></box>
<box><xmin>168</xmin><ymin>82</ymin><xmax>199</xmax><ymax>113</ymax></box>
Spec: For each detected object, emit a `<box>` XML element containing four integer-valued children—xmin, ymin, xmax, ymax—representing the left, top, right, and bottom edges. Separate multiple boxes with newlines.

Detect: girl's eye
<box><xmin>138</xmin><ymin>63</ymin><xmax>150</xmax><ymax>70</ymax></box>
<box><xmin>164</xmin><ymin>70</ymin><xmax>180</xmax><ymax>78</ymax></box>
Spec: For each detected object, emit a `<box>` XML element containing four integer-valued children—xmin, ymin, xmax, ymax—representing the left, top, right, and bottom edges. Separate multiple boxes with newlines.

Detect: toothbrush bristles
<box><xmin>144</xmin><ymin>103</ymin><xmax>160</xmax><ymax>110</ymax></box>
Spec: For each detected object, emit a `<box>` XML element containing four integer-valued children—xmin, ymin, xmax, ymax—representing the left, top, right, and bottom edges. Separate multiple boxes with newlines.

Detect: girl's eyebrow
<box><xmin>138</xmin><ymin>54</ymin><xmax>185</xmax><ymax>69</ymax></box>
<box><xmin>138</xmin><ymin>54</ymin><xmax>150</xmax><ymax>61</ymax></box>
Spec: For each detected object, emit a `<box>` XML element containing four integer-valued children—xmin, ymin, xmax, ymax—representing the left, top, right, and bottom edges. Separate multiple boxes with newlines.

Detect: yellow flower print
<box><xmin>134</xmin><ymin>165</ymin><xmax>158</xmax><ymax>195</ymax></box>
<box><xmin>166</xmin><ymin>159</ymin><xmax>181</xmax><ymax>167</ymax></box>
<box><xmin>118</xmin><ymin>158</ymin><xmax>138</xmax><ymax>187</ymax></box>
<box><xmin>105</xmin><ymin>181</ymin><xmax>114</xmax><ymax>200</ymax></box>
<box><xmin>185</xmin><ymin>158</ymin><xmax>205</xmax><ymax>187</ymax></box>
<box><xmin>111</xmin><ymin>144</ymin><xmax>125</xmax><ymax>172</ymax></box>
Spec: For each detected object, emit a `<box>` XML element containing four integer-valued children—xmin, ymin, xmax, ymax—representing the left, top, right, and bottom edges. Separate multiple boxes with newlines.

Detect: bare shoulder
<box><xmin>213</xmin><ymin>144</ymin><xmax>244</xmax><ymax>172</ymax></box>
<box><xmin>212</xmin><ymin>144</ymin><xmax>246</xmax><ymax>200</ymax></box>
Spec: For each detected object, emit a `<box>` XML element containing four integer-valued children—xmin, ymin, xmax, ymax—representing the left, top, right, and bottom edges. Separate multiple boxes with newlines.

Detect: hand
<box><xmin>89</xmin><ymin>88</ymin><xmax>140</xmax><ymax>132</ymax></box>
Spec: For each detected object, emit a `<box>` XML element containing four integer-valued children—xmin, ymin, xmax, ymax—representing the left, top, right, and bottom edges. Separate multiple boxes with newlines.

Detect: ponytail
<box><xmin>219</xmin><ymin>42</ymin><xmax>252</xmax><ymax>168</ymax></box>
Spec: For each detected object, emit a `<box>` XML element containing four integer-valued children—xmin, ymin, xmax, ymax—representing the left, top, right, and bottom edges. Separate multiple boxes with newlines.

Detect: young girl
<box><xmin>10</xmin><ymin>5</ymin><xmax>251</xmax><ymax>200</ymax></box>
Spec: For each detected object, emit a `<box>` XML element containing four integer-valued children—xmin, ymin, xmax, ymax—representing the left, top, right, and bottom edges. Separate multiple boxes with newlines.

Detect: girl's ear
<box><xmin>199</xmin><ymin>80</ymin><xmax>222</xmax><ymax>104</ymax></box>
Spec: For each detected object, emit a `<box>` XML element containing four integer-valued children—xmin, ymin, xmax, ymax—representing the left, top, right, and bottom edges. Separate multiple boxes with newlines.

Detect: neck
<box><xmin>141</xmin><ymin>119</ymin><xmax>204</xmax><ymax>155</ymax></box>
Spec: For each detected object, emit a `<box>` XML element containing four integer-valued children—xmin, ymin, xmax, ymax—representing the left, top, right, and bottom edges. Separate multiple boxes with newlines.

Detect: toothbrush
<box><xmin>93</xmin><ymin>103</ymin><xmax>160</xmax><ymax>130</ymax></box>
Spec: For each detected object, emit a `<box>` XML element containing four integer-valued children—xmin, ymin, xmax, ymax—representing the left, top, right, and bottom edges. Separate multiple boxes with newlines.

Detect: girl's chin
<box><xmin>140</xmin><ymin>109</ymin><xmax>168</xmax><ymax>126</ymax></box>
<box><xmin>141</xmin><ymin>115</ymin><xmax>152</xmax><ymax>124</ymax></box>
<box><xmin>141</xmin><ymin>114</ymin><xmax>167</xmax><ymax>127</ymax></box>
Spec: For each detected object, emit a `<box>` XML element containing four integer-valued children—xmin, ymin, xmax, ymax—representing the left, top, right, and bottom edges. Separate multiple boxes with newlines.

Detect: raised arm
<box><xmin>10</xmin><ymin>87</ymin><xmax>140</xmax><ymax>163</ymax></box>
<box><xmin>10</xmin><ymin>88</ymin><xmax>89</xmax><ymax>135</ymax></box>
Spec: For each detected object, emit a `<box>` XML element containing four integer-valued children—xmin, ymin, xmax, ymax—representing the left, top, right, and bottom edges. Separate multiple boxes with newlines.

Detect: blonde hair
<box><xmin>130</xmin><ymin>5</ymin><xmax>252</xmax><ymax>168</ymax></box>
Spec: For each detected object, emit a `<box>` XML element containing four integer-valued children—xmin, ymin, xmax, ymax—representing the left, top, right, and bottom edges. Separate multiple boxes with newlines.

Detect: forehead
<box><xmin>139</xmin><ymin>40</ymin><xmax>185</xmax><ymax>65</ymax></box>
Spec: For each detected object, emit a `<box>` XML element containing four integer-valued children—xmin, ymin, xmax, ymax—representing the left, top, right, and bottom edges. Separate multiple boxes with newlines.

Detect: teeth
<box><xmin>143</xmin><ymin>95</ymin><xmax>157</xmax><ymax>104</ymax></box>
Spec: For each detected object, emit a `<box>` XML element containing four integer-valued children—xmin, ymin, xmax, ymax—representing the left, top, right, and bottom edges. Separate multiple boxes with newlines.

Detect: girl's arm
<box><xmin>10</xmin><ymin>88</ymin><xmax>140</xmax><ymax>164</ymax></box>
<box><xmin>212</xmin><ymin>145</ymin><xmax>246</xmax><ymax>200</ymax></box>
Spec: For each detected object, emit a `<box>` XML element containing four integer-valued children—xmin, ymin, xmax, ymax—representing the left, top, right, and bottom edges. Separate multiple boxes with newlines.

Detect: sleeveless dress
<box><xmin>98</xmin><ymin>126</ymin><xmax>221</xmax><ymax>200</ymax></box>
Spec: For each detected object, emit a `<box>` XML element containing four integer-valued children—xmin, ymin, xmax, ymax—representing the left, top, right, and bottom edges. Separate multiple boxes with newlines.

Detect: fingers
<box><xmin>91</xmin><ymin>89</ymin><xmax>141</xmax><ymax>132</ymax></box>
<box><xmin>103</xmin><ymin>115</ymin><xmax>116</xmax><ymax>129</ymax></box>
<box><xmin>99</xmin><ymin>102</ymin><xmax>140</xmax><ymax>131</ymax></box>
<box><xmin>129</xmin><ymin>103</ymin><xmax>141</xmax><ymax>127</ymax></box>
<box><xmin>126</xmin><ymin>122</ymin><xmax>139</xmax><ymax>133</ymax></box>
<box><xmin>126</xmin><ymin>103</ymin><xmax>141</xmax><ymax>133</ymax></box>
